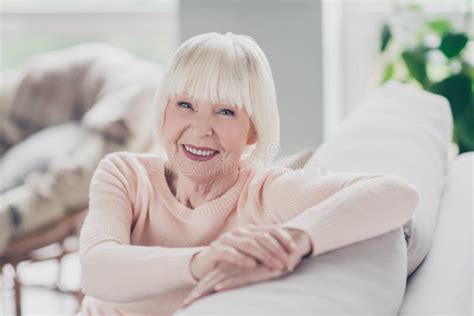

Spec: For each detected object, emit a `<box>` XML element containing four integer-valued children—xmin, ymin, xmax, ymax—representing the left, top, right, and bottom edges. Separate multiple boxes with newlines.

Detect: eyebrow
<box><xmin>175</xmin><ymin>95</ymin><xmax>239</xmax><ymax>110</ymax></box>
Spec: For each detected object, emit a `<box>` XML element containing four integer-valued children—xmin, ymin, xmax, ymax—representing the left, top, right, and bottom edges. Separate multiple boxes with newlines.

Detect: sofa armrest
<box><xmin>399</xmin><ymin>153</ymin><xmax>473</xmax><ymax>315</ymax></box>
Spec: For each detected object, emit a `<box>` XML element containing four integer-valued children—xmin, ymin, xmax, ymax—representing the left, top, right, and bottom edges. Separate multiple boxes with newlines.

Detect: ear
<box><xmin>246</xmin><ymin>121</ymin><xmax>258</xmax><ymax>145</ymax></box>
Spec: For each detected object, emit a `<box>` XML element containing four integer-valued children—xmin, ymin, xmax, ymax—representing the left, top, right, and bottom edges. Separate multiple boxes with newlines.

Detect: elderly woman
<box><xmin>78</xmin><ymin>32</ymin><xmax>420</xmax><ymax>315</ymax></box>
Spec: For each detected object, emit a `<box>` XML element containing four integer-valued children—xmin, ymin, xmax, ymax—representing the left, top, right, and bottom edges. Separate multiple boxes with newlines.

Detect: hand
<box><xmin>190</xmin><ymin>224</ymin><xmax>301</xmax><ymax>281</ymax></box>
<box><xmin>182</xmin><ymin>261</ymin><xmax>286</xmax><ymax>308</ymax></box>
<box><xmin>183</xmin><ymin>228</ymin><xmax>313</xmax><ymax>308</ymax></box>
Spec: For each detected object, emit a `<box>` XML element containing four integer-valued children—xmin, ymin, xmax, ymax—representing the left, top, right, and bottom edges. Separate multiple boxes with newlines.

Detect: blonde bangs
<box><xmin>167</xmin><ymin>37</ymin><xmax>254</xmax><ymax>118</ymax></box>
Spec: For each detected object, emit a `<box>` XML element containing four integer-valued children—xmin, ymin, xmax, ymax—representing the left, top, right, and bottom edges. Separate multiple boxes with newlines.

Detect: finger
<box><xmin>214</xmin><ymin>265</ymin><xmax>281</xmax><ymax>292</ymax></box>
<box><xmin>212</xmin><ymin>244</ymin><xmax>257</xmax><ymax>268</ymax></box>
<box><xmin>268</xmin><ymin>227</ymin><xmax>298</xmax><ymax>254</ymax></box>
<box><xmin>220</xmin><ymin>234</ymin><xmax>282</xmax><ymax>270</ymax></box>
<box><xmin>246</xmin><ymin>225</ymin><xmax>297</xmax><ymax>254</ymax></box>
<box><xmin>254</xmin><ymin>231</ymin><xmax>291</xmax><ymax>269</ymax></box>
<box><xmin>182</xmin><ymin>269</ymin><xmax>226</xmax><ymax>307</ymax></box>
<box><xmin>194</xmin><ymin>268</ymin><xmax>225</xmax><ymax>293</ymax></box>
<box><xmin>227</xmin><ymin>229</ymin><xmax>278</xmax><ymax>263</ymax></box>
<box><xmin>188</xmin><ymin>265</ymin><xmax>240</xmax><ymax>302</ymax></box>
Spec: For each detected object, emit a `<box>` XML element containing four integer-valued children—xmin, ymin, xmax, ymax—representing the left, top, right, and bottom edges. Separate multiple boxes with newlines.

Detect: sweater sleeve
<box><xmin>255</xmin><ymin>169</ymin><xmax>420</xmax><ymax>257</ymax></box>
<box><xmin>79</xmin><ymin>153</ymin><xmax>206</xmax><ymax>303</ymax></box>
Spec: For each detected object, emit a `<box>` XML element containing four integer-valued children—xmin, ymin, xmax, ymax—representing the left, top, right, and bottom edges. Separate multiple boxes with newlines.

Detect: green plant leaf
<box><xmin>429</xmin><ymin>74</ymin><xmax>472</xmax><ymax>119</ymax></box>
<box><xmin>380</xmin><ymin>24</ymin><xmax>392</xmax><ymax>52</ymax></box>
<box><xmin>382</xmin><ymin>63</ymin><xmax>395</xmax><ymax>83</ymax></box>
<box><xmin>455</xmin><ymin>100</ymin><xmax>474</xmax><ymax>153</ymax></box>
<box><xmin>461</xmin><ymin>61</ymin><xmax>474</xmax><ymax>79</ymax></box>
<box><xmin>402</xmin><ymin>48</ymin><xmax>428</xmax><ymax>87</ymax></box>
<box><xmin>406</xmin><ymin>3</ymin><xmax>421</xmax><ymax>11</ymax></box>
<box><xmin>440</xmin><ymin>32</ymin><xmax>468</xmax><ymax>59</ymax></box>
<box><xmin>427</xmin><ymin>19</ymin><xmax>452</xmax><ymax>35</ymax></box>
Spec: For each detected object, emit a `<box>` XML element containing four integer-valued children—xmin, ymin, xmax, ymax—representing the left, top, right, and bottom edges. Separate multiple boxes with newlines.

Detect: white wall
<box><xmin>179</xmin><ymin>0</ymin><xmax>324</xmax><ymax>156</ymax></box>
<box><xmin>322</xmin><ymin>0</ymin><xmax>391</xmax><ymax>138</ymax></box>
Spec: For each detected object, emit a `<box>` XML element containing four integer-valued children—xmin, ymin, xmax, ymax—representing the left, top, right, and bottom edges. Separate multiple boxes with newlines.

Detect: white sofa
<box><xmin>177</xmin><ymin>81</ymin><xmax>473</xmax><ymax>315</ymax></box>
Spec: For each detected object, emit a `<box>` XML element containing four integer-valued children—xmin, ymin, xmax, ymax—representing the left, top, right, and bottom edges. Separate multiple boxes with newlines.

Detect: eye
<box><xmin>177</xmin><ymin>102</ymin><xmax>193</xmax><ymax>110</ymax></box>
<box><xmin>219</xmin><ymin>108</ymin><xmax>235</xmax><ymax>116</ymax></box>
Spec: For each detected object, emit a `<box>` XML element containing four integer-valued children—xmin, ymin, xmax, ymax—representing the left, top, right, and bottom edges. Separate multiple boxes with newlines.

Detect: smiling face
<box><xmin>161</xmin><ymin>93</ymin><xmax>257</xmax><ymax>179</ymax></box>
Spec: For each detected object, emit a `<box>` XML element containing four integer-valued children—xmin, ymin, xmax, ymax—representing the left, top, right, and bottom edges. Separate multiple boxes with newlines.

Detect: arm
<box><xmin>79</xmin><ymin>153</ymin><xmax>205</xmax><ymax>303</ymax></box>
<box><xmin>279</xmin><ymin>172</ymin><xmax>420</xmax><ymax>257</ymax></box>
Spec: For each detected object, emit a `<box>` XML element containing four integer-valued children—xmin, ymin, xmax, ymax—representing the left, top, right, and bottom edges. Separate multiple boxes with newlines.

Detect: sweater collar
<box><xmin>155</xmin><ymin>157</ymin><xmax>250</xmax><ymax>220</ymax></box>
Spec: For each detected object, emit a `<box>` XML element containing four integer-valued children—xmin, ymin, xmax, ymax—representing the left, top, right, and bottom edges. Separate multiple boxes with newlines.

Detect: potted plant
<box><xmin>378</xmin><ymin>3</ymin><xmax>473</xmax><ymax>153</ymax></box>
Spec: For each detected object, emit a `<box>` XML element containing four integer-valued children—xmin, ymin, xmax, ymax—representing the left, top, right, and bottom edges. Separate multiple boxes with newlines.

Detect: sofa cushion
<box><xmin>177</xmin><ymin>228</ymin><xmax>406</xmax><ymax>316</ymax></box>
<box><xmin>305</xmin><ymin>81</ymin><xmax>453</xmax><ymax>276</ymax></box>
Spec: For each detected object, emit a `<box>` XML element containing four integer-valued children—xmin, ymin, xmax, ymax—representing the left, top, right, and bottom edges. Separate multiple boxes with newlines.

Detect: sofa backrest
<box><xmin>305</xmin><ymin>80</ymin><xmax>453</xmax><ymax>276</ymax></box>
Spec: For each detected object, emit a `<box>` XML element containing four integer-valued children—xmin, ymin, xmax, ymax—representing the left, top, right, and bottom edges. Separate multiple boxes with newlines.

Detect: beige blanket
<box><xmin>0</xmin><ymin>43</ymin><xmax>164</xmax><ymax>253</ymax></box>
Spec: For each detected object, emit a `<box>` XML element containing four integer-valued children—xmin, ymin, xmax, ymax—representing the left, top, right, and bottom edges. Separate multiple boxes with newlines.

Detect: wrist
<box><xmin>284</xmin><ymin>227</ymin><xmax>313</xmax><ymax>257</ymax></box>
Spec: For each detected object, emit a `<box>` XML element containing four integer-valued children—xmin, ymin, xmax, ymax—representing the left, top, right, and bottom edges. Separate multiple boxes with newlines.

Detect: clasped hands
<box><xmin>181</xmin><ymin>224</ymin><xmax>312</xmax><ymax>308</ymax></box>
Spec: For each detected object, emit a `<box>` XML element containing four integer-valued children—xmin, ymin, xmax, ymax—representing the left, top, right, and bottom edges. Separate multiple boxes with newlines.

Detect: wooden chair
<box><xmin>0</xmin><ymin>205</ymin><xmax>88</xmax><ymax>316</ymax></box>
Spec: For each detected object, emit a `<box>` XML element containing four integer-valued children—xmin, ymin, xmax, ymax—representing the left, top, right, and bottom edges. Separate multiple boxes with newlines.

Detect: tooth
<box><xmin>184</xmin><ymin>145</ymin><xmax>217</xmax><ymax>156</ymax></box>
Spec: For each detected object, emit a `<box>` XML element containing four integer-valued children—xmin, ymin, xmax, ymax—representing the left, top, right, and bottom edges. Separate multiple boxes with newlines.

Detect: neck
<box><xmin>164</xmin><ymin>161</ymin><xmax>240</xmax><ymax>209</ymax></box>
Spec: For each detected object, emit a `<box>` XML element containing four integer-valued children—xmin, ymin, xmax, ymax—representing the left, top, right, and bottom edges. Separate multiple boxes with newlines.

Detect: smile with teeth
<box><xmin>183</xmin><ymin>145</ymin><xmax>218</xmax><ymax>156</ymax></box>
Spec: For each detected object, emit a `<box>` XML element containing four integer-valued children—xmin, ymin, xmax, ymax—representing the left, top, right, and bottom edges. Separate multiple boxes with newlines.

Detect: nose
<box><xmin>191</xmin><ymin>117</ymin><xmax>214</xmax><ymax>138</ymax></box>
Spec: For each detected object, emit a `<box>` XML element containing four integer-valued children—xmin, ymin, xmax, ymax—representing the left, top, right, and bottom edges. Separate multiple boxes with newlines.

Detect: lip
<box><xmin>182</xmin><ymin>144</ymin><xmax>219</xmax><ymax>162</ymax></box>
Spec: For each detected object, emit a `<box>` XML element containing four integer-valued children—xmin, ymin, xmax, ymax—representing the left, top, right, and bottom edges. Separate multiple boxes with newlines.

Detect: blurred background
<box><xmin>0</xmin><ymin>0</ymin><xmax>472</xmax><ymax>315</ymax></box>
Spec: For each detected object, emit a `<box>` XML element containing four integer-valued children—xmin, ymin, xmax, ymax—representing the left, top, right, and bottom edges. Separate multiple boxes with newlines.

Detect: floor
<box><xmin>1</xmin><ymin>247</ymin><xmax>81</xmax><ymax>315</ymax></box>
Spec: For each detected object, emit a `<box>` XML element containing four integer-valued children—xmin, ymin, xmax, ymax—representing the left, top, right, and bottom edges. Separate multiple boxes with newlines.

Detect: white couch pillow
<box><xmin>178</xmin><ymin>228</ymin><xmax>406</xmax><ymax>315</ymax></box>
<box><xmin>305</xmin><ymin>81</ymin><xmax>453</xmax><ymax>276</ymax></box>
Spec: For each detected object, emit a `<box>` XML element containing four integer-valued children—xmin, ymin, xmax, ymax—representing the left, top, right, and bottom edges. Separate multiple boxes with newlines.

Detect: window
<box><xmin>1</xmin><ymin>0</ymin><xmax>179</xmax><ymax>71</ymax></box>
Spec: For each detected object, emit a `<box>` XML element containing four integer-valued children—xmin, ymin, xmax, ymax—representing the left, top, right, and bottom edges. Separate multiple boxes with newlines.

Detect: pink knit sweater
<box><xmin>78</xmin><ymin>151</ymin><xmax>420</xmax><ymax>315</ymax></box>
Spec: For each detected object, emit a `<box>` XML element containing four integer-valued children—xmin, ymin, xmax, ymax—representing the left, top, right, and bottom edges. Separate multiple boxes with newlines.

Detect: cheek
<box><xmin>162</xmin><ymin>111</ymin><xmax>187</xmax><ymax>141</ymax></box>
<box><xmin>217</xmin><ymin>122</ymin><xmax>250</xmax><ymax>151</ymax></box>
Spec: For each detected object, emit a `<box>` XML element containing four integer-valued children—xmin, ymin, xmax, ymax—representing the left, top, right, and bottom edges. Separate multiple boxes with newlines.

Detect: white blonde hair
<box><xmin>152</xmin><ymin>32</ymin><xmax>280</xmax><ymax>166</ymax></box>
